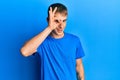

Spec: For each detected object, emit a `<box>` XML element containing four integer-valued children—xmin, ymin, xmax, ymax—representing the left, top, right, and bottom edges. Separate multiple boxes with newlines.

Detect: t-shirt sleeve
<box><xmin>36</xmin><ymin>38</ymin><xmax>47</xmax><ymax>53</ymax></box>
<box><xmin>37</xmin><ymin>44</ymin><xmax>42</xmax><ymax>53</ymax></box>
<box><xmin>76</xmin><ymin>38</ymin><xmax>85</xmax><ymax>59</ymax></box>
<box><xmin>36</xmin><ymin>40</ymin><xmax>45</xmax><ymax>53</ymax></box>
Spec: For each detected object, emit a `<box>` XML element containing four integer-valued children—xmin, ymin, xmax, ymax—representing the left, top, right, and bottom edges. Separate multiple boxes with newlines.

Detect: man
<box><xmin>21</xmin><ymin>3</ymin><xmax>85</xmax><ymax>80</ymax></box>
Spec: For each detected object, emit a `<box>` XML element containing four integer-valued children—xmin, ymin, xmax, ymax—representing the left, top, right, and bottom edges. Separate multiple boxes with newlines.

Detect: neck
<box><xmin>50</xmin><ymin>32</ymin><xmax>64</xmax><ymax>39</ymax></box>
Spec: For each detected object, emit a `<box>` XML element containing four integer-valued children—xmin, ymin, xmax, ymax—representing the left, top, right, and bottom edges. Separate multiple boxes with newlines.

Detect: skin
<box><xmin>48</xmin><ymin>7</ymin><xmax>67</xmax><ymax>38</ymax></box>
<box><xmin>20</xmin><ymin>7</ymin><xmax>84</xmax><ymax>80</ymax></box>
<box><xmin>76</xmin><ymin>59</ymin><xmax>85</xmax><ymax>80</ymax></box>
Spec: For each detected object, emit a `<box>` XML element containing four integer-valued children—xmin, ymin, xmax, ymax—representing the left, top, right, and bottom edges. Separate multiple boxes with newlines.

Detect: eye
<box><xmin>63</xmin><ymin>20</ymin><xmax>66</xmax><ymax>22</ymax></box>
<box><xmin>54</xmin><ymin>20</ymin><xmax>59</xmax><ymax>23</ymax></box>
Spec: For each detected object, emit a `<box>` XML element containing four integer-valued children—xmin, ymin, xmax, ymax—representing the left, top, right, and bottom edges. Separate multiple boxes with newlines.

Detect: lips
<box><xmin>56</xmin><ymin>28</ymin><xmax>63</xmax><ymax>32</ymax></box>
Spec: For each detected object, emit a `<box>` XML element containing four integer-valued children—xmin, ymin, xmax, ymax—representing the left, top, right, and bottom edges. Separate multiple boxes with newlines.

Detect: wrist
<box><xmin>47</xmin><ymin>26</ymin><xmax>53</xmax><ymax>32</ymax></box>
<box><xmin>48</xmin><ymin>25</ymin><xmax>53</xmax><ymax>31</ymax></box>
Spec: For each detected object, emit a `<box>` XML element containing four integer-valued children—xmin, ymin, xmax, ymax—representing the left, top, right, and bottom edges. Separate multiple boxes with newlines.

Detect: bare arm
<box><xmin>20</xmin><ymin>7</ymin><xmax>58</xmax><ymax>57</ymax></box>
<box><xmin>20</xmin><ymin>27</ymin><xmax>52</xmax><ymax>57</ymax></box>
<box><xmin>76</xmin><ymin>59</ymin><xmax>85</xmax><ymax>80</ymax></box>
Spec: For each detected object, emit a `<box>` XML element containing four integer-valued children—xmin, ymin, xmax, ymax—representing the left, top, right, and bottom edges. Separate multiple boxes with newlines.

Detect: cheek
<box><xmin>63</xmin><ymin>23</ymin><xmax>66</xmax><ymax>27</ymax></box>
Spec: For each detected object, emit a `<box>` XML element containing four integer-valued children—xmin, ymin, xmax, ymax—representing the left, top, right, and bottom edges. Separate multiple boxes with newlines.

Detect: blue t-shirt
<box><xmin>37</xmin><ymin>32</ymin><xmax>85</xmax><ymax>80</ymax></box>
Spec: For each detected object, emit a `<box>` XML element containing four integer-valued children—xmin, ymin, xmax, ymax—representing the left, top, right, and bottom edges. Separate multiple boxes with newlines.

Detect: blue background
<box><xmin>0</xmin><ymin>0</ymin><xmax>120</xmax><ymax>80</ymax></box>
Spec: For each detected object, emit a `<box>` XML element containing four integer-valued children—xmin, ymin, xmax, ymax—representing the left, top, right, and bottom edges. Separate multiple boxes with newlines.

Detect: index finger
<box><xmin>53</xmin><ymin>7</ymin><xmax>57</xmax><ymax>14</ymax></box>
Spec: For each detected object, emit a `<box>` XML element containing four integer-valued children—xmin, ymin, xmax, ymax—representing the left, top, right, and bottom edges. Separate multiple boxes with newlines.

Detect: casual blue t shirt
<box><xmin>37</xmin><ymin>32</ymin><xmax>85</xmax><ymax>80</ymax></box>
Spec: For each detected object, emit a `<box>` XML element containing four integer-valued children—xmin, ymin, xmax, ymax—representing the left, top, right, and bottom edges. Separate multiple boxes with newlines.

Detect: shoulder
<box><xmin>65</xmin><ymin>32</ymin><xmax>80</xmax><ymax>41</ymax></box>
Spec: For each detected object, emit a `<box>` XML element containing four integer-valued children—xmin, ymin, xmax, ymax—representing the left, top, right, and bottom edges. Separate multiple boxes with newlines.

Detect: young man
<box><xmin>21</xmin><ymin>3</ymin><xmax>85</xmax><ymax>80</ymax></box>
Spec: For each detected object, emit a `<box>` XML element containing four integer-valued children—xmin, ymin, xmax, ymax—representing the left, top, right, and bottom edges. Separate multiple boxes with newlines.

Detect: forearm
<box><xmin>77</xmin><ymin>64</ymin><xmax>84</xmax><ymax>80</ymax></box>
<box><xmin>76</xmin><ymin>59</ymin><xmax>85</xmax><ymax>80</ymax></box>
<box><xmin>78</xmin><ymin>70</ymin><xmax>84</xmax><ymax>80</ymax></box>
<box><xmin>21</xmin><ymin>27</ymin><xmax>52</xmax><ymax>57</ymax></box>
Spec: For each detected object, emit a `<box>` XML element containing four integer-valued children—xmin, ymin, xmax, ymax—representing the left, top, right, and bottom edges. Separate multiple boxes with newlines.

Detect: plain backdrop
<box><xmin>0</xmin><ymin>0</ymin><xmax>120</xmax><ymax>80</ymax></box>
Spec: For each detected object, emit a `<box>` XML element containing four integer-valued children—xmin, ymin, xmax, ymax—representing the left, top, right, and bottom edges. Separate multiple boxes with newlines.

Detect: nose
<box><xmin>58</xmin><ymin>21</ymin><xmax>63</xmax><ymax>29</ymax></box>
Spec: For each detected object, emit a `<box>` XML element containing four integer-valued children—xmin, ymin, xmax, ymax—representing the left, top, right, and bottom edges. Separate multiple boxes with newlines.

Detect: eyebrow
<box><xmin>63</xmin><ymin>19</ymin><xmax>67</xmax><ymax>21</ymax></box>
<box><xmin>55</xmin><ymin>19</ymin><xmax>67</xmax><ymax>22</ymax></box>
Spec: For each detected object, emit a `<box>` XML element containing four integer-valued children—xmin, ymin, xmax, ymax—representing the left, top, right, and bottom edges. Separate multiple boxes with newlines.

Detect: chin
<box><xmin>53</xmin><ymin>30</ymin><xmax>64</xmax><ymax>36</ymax></box>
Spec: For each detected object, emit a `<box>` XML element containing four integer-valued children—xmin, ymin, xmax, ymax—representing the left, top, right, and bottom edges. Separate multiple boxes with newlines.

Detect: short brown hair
<box><xmin>47</xmin><ymin>3</ymin><xmax>68</xmax><ymax>17</ymax></box>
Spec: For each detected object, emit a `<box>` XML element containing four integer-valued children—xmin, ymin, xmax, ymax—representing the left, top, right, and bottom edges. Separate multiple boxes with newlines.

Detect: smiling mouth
<box><xmin>57</xmin><ymin>29</ymin><xmax>63</xmax><ymax>32</ymax></box>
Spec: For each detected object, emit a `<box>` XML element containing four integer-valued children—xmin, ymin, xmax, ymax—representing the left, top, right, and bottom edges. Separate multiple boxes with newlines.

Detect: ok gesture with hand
<box><xmin>48</xmin><ymin>7</ymin><xmax>58</xmax><ymax>30</ymax></box>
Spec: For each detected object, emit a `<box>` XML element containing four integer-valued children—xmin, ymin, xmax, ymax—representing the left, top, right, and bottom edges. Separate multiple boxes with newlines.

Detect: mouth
<box><xmin>57</xmin><ymin>29</ymin><xmax>63</xmax><ymax>32</ymax></box>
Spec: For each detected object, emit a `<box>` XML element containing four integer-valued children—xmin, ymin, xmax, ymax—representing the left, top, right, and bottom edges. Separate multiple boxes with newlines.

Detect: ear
<box><xmin>47</xmin><ymin>17</ymin><xmax>49</xmax><ymax>22</ymax></box>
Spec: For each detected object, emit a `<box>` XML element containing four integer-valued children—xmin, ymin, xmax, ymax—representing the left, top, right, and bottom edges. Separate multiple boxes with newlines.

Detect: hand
<box><xmin>48</xmin><ymin>7</ymin><xmax>58</xmax><ymax>30</ymax></box>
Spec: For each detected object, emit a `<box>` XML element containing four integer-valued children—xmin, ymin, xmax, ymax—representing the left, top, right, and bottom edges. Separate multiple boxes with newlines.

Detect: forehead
<box><xmin>54</xmin><ymin>12</ymin><xmax>67</xmax><ymax>20</ymax></box>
